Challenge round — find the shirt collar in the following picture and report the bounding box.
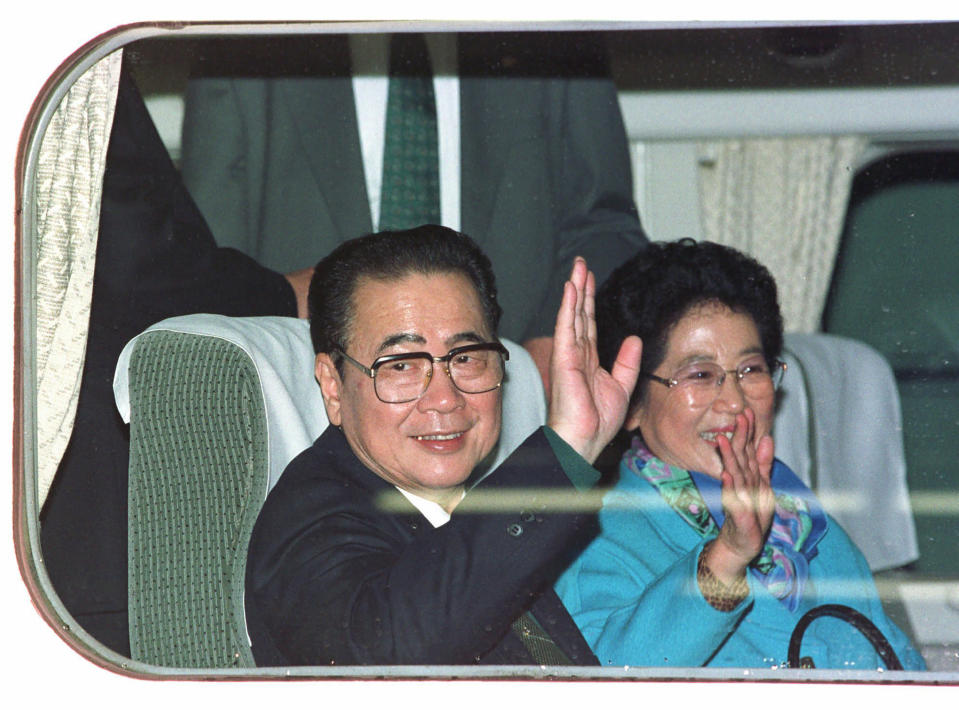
[395,486,465,528]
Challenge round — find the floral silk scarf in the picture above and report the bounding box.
[623,438,828,613]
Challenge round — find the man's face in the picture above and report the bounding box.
[316,271,502,511]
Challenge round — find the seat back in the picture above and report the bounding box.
[114,315,545,667]
[822,152,959,578]
[125,331,266,667]
[773,332,918,572]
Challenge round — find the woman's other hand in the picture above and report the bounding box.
[546,257,642,464]
[704,408,776,585]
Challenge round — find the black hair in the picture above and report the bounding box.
[308,225,502,369]
[596,238,784,402]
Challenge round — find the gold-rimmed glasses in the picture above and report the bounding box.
[642,358,786,407]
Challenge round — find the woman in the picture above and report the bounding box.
[555,239,924,670]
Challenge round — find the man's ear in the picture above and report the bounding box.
[315,353,343,426]
[624,401,644,433]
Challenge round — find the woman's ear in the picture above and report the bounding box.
[315,353,343,426]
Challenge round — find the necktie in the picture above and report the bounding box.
[379,33,441,231]
[511,611,574,665]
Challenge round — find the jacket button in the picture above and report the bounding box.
[507,523,523,537]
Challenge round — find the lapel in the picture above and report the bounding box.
[277,36,374,240]
[323,426,598,665]
[323,427,425,535]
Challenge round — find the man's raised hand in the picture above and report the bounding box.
[546,257,642,464]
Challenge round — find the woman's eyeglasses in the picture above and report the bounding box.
[642,358,786,406]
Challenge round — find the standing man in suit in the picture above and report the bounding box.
[244,225,643,665]
[180,31,648,384]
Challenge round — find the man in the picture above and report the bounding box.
[180,31,648,382]
[244,226,642,665]
[42,28,645,657]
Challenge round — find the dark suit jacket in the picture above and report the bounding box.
[245,426,600,666]
[180,32,647,342]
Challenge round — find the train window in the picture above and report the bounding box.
[14,20,959,684]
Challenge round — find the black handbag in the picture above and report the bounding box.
[788,603,904,669]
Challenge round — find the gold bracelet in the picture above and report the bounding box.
[697,542,749,612]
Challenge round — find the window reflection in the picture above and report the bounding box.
[23,22,959,677]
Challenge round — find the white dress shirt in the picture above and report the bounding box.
[395,486,460,528]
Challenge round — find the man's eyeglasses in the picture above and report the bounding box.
[335,343,510,404]
[642,358,786,407]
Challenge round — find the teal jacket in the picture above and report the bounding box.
[555,459,925,670]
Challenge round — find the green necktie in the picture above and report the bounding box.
[379,33,441,231]
[511,611,574,666]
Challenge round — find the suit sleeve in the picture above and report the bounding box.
[529,64,649,338]
[179,76,263,258]
[246,428,599,666]
[99,63,296,322]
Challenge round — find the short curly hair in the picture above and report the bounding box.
[596,239,784,403]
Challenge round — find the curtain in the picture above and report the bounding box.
[697,136,868,333]
[33,50,122,508]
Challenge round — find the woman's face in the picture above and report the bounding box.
[626,303,775,478]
